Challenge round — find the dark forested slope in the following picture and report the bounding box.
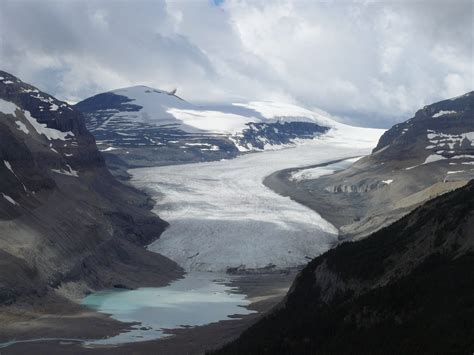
[215,180,474,355]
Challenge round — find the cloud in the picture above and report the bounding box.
[0,0,472,127]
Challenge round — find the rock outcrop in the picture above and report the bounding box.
[0,71,182,306]
[280,92,474,238]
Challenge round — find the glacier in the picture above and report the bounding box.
[130,126,383,272]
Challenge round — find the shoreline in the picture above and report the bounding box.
[2,272,295,355]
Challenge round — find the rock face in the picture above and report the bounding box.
[0,71,182,305]
[282,92,474,238]
[75,86,330,170]
[215,181,474,355]
[374,92,473,153]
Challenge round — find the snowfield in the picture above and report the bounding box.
[99,86,357,136]
[86,85,385,154]
[130,126,383,272]
[290,156,362,182]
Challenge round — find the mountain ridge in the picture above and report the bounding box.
[270,91,474,239]
[74,85,364,169]
[0,70,182,310]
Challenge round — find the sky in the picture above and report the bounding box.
[0,0,472,128]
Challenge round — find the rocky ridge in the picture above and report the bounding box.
[277,92,474,238]
[0,70,182,307]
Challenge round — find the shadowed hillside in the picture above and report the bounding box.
[214,180,474,355]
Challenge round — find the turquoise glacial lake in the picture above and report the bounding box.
[80,272,256,346]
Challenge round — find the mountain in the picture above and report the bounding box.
[214,180,474,355]
[0,71,182,307]
[276,92,474,239]
[75,86,355,169]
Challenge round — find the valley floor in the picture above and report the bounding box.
[2,130,383,354]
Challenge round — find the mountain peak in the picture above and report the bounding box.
[0,70,86,135]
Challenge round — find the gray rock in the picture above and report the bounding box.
[0,71,183,305]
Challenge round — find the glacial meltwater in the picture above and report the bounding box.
[80,272,255,346]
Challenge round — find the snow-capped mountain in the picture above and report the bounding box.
[373,91,474,164]
[0,71,101,200]
[0,71,180,305]
[280,91,474,239]
[75,86,353,166]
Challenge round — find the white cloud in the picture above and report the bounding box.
[0,0,472,128]
[443,73,472,99]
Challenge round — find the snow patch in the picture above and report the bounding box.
[290,157,361,182]
[406,152,474,171]
[382,179,394,185]
[3,161,27,191]
[23,110,74,141]
[432,110,457,118]
[51,164,79,177]
[424,154,447,164]
[2,193,19,205]
[15,121,29,134]
[100,146,119,152]
[0,98,74,140]
[290,166,337,182]
[3,161,16,178]
[0,98,18,115]
[447,171,463,174]
[21,88,39,94]
[202,145,220,151]
[167,108,252,134]
[426,131,474,151]
[406,154,447,170]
